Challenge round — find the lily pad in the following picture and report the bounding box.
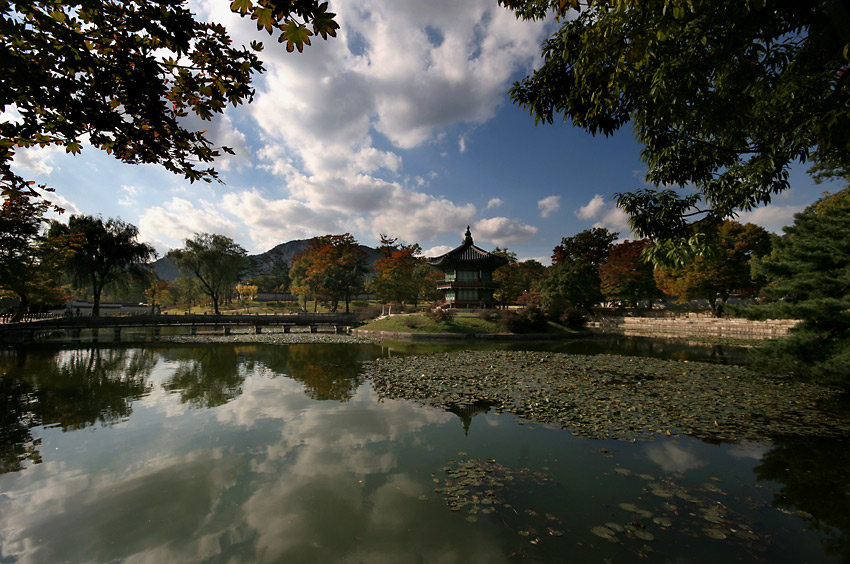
[703,528,727,540]
[619,503,640,512]
[633,530,655,541]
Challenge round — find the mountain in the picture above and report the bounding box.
[150,239,382,281]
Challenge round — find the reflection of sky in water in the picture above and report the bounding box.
[0,350,511,564]
[0,345,845,564]
[645,442,707,473]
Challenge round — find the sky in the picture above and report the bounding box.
[7,0,842,264]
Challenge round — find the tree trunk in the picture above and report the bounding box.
[9,294,29,323]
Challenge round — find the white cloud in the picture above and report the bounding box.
[137,197,243,253]
[189,0,549,248]
[11,145,61,176]
[486,197,503,209]
[575,194,631,235]
[576,194,607,220]
[473,217,538,247]
[537,195,560,218]
[737,204,804,234]
[117,185,138,207]
[422,244,453,257]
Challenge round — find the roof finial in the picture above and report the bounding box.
[464,226,473,245]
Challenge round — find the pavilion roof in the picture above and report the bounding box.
[426,227,510,269]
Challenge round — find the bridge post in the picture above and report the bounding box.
[154,327,161,339]
[71,328,81,341]
[255,325,262,334]
[113,327,121,341]
[224,326,231,336]
[191,326,197,335]
[283,325,291,333]
[309,325,318,334]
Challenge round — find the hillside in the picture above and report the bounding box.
[151,239,382,281]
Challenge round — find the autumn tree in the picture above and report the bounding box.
[290,234,368,313]
[502,0,850,259]
[2,0,339,204]
[598,239,661,309]
[368,235,433,306]
[738,189,850,385]
[167,233,247,315]
[49,215,156,316]
[0,193,79,321]
[144,280,175,314]
[540,228,617,313]
[235,282,259,309]
[654,221,772,317]
[491,248,546,309]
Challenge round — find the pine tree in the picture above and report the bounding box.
[739,189,850,385]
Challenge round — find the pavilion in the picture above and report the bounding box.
[427,227,509,308]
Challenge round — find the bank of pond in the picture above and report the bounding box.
[1,336,848,563]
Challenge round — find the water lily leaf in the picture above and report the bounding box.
[634,530,655,541]
[703,528,727,540]
[614,468,632,476]
[591,525,615,538]
[605,522,625,532]
[619,503,640,512]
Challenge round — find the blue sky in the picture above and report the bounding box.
[7,0,840,264]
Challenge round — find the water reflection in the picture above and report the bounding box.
[755,438,850,561]
[0,343,847,564]
[163,346,244,408]
[0,346,155,473]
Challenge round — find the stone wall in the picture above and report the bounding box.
[587,314,797,340]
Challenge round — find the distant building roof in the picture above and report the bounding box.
[426,227,510,269]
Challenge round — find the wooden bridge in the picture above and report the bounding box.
[0,313,361,343]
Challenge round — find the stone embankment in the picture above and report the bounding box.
[587,314,796,340]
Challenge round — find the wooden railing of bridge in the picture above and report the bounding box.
[0,313,361,343]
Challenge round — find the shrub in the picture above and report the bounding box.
[498,307,548,333]
[560,307,587,329]
[428,307,454,324]
[477,310,495,322]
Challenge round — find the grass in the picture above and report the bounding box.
[358,314,571,335]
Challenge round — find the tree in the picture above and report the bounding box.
[49,215,156,316]
[0,193,79,321]
[144,279,174,314]
[172,276,203,313]
[235,282,258,309]
[502,1,850,258]
[492,249,546,309]
[654,221,772,317]
[540,228,617,313]
[368,235,431,306]
[167,233,247,315]
[2,0,338,202]
[599,239,661,309]
[290,234,368,313]
[738,189,850,385]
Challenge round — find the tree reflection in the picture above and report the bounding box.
[276,344,366,402]
[755,437,850,560]
[163,346,244,408]
[0,347,155,473]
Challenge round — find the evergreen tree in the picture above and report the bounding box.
[739,189,850,385]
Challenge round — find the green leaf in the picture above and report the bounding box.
[229,0,252,16]
[280,20,312,53]
[251,6,275,33]
[311,2,339,40]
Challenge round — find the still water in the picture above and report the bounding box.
[0,339,847,563]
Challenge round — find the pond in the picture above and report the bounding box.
[0,338,848,563]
